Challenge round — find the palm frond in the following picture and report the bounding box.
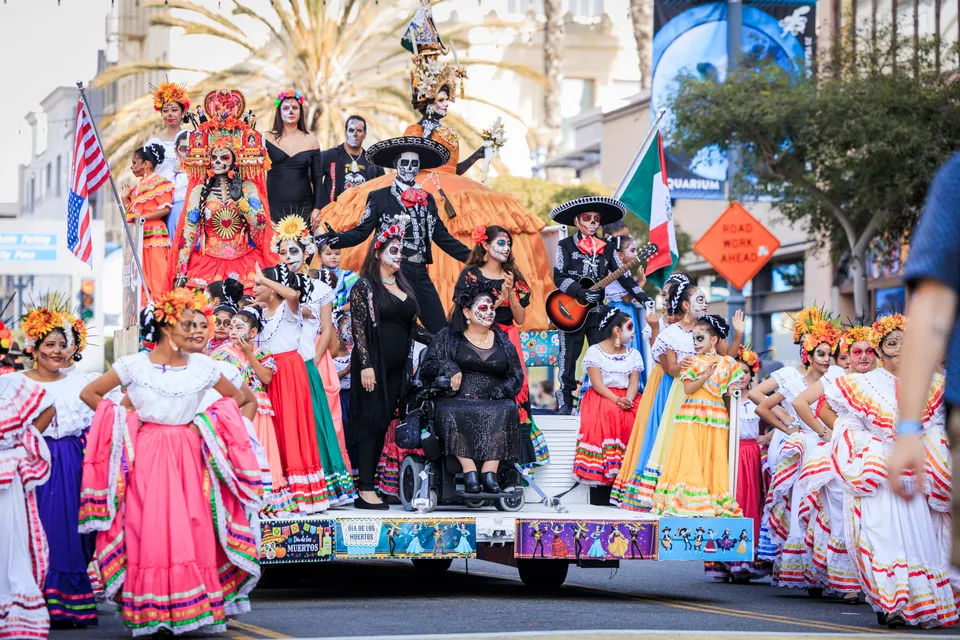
[92,62,205,89]
[149,14,257,54]
[142,0,241,33]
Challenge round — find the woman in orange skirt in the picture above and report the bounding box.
[454,224,549,470]
[127,143,173,301]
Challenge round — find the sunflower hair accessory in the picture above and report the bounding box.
[840,320,874,354]
[871,314,906,349]
[737,344,761,373]
[21,307,73,354]
[472,225,488,245]
[271,215,316,256]
[802,316,843,353]
[275,90,304,108]
[151,81,190,112]
[791,306,827,344]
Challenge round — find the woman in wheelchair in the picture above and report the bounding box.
[420,280,524,494]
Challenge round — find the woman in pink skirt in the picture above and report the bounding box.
[78,288,262,636]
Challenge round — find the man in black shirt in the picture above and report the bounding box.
[317,115,385,206]
[321,136,469,332]
[551,196,652,414]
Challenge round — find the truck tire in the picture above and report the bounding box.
[411,558,454,575]
[517,559,568,589]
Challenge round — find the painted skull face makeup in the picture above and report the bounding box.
[470,295,496,328]
[489,233,511,263]
[692,330,710,353]
[339,320,353,347]
[228,317,250,341]
[279,240,305,272]
[620,320,635,345]
[345,118,366,148]
[850,341,876,373]
[690,288,708,319]
[280,99,300,124]
[429,90,449,118]
[622,241,638,260]
[576,212,602,236]
[211,148,234,176]
[396,152,420,184]
[380,238,403,271]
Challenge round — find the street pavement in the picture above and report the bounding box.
[51,559,960,639]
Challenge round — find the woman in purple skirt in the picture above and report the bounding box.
[15,305,97,627]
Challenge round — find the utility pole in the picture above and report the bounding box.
[725,0,747,335]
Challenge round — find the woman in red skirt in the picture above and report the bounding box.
[574,306,643,485]
[454,224,549,471]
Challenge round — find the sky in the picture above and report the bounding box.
[0,0,112,204]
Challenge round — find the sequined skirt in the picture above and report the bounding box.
[437,396,521,461]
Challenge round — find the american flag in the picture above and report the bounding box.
[67,98,110,266]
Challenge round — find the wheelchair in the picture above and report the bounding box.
[396,352,527,513]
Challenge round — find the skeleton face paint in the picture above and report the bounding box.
[279,240,304,272]
[690,288,708,319]
[576,212,602,237]
[470,294,496,328]
[338,321,353,347]
[429,90,449,118]
[488,233,511,263]
[396,152,420,184]
[620,320,635,346]
[345,119,366,148]
[380,238,403,271]
[211,148,234,176]
[280,99,300,124]
[622,241,639,260]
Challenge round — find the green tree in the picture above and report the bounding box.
[665,32,960,316]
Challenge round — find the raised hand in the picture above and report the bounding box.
[732,309,746,334]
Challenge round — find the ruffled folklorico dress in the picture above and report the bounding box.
[261,303,330,513]
[78,352,263,636]
[320,122,553,330]
[19,372,98,626]
[615,322,696,511]
[210,343,297,515]
[129,171,174,301]
[763,365,845,589]
[650,353,744,517]
[455,267,549,469]
[0,374,54,640]
[822,370,957,627]
[574,344,643,485]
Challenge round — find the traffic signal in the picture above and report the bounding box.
[79,280,95,322]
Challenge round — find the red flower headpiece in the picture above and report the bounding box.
[374,215,409,251]
[151,81,190,112]
[737,344,760,373]
[472,225,488,245]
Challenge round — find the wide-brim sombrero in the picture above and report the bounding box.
[367,136,450,170]
[549,196,626,226]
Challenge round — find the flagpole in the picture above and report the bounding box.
[76,81,152,304]
[613,108,667,200]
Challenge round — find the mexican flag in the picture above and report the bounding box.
[614,131,678,289]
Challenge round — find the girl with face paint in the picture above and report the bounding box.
[333,313,354,437]
[815,315,956,628]
[648,314,745,517]
[420,281,525,495]
[574,307,644,486]
[78,289,261,635]
[16,307,98,626]
[266,90,324,225]
[458,225,547,470]
[207,275,244,353]
[129,144,175,303]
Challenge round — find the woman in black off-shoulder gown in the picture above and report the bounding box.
[265,92,323,223]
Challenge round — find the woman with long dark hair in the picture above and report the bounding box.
[348,223,431,509]
[265,90,322,224]
[455,224,548,470]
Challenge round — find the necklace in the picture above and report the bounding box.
[465,330,494,349]
[345,148,361,173]
[381,275,397,285]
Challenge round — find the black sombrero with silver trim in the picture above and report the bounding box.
[367,136,450,170]
[549,196,627,226]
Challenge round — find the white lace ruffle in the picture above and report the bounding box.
[650,323,696,361]
[114,352,221,398]
[41,375,94,439]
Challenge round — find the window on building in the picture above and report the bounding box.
[55,156,62,196]
[45,163,52,191]
[875,286,905,316]
[771,259,804,292]
[697,274,730,302]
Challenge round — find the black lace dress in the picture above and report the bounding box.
[421,326,523,461]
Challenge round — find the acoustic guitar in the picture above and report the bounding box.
[546,242,658,333]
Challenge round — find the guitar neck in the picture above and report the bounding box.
[590,257,640,291]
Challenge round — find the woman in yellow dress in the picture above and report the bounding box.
[651,314,744,517]
[316,6,552,329]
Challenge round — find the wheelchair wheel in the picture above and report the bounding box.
[463,498,486,509]
[399,456,436,512]
[495,488,525,512]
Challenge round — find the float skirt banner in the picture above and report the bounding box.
[652,0,816,200]
[260,519,335,564]
[514,519,657,561]
[656,517,755,561]
[335,518,477,559]
[520,330,560,368]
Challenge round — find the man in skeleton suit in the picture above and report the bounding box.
[317,115,385,206]
[321,136,470,332]
[550,196,653,414]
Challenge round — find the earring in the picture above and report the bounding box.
[615,337,621,348]
[171,342,180,352]
[466,318,471,325]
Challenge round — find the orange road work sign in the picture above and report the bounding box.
[693,202,781,291]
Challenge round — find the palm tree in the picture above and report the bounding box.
[541,0,565,155]
[95,0,541,167]
[630,0,652,88]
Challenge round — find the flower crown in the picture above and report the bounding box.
[374,215,410,251]
[454,279,498,309]
[791,306,826,344]
[70,314,88,356]
[275,90,304,108]
[21,307,74,354]
[153,288,199,327]
[737,344,760,373]
[0,320,12,355]
[472,225,488,245]
[271,215,316,256]
[151,81,190,112]
[841,324,874,353]
[871,314,906,349]
[802,316,843,352]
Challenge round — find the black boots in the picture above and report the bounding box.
[481,471,501,493]
[463,471,481,493]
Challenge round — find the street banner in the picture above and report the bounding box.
[652,0,817,199]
